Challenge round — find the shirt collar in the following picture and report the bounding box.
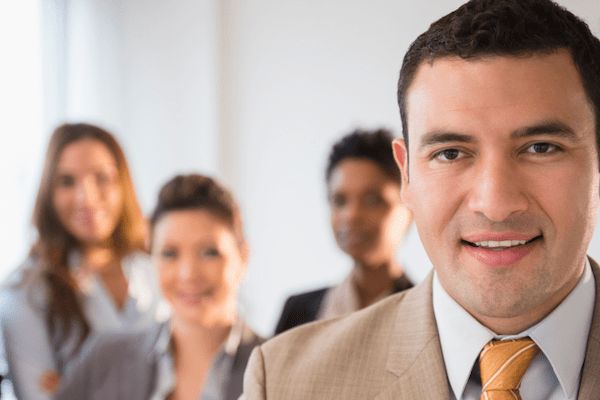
[149,319,245,399]
[433,258,595,399]
[433,272,494,399]
[152,317,246,357]
[527,258,595,398]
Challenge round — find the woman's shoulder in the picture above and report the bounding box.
[86,322,163,360]
[58,324,164,398]
[1,257,47,314]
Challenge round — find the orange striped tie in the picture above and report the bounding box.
[479,338,540,400]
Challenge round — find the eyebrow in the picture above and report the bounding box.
[419,131,475,148]
[419,120,578,149]
[510,121,577,140]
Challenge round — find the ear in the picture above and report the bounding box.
[240,242,249,265]
[237,242,250,282]
[392,139,412,211]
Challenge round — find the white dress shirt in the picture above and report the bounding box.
[0,252,165,400]
[433,258,595,400]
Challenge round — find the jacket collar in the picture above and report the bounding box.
[376,271,450,399]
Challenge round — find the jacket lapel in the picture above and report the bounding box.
[375,272,450,399]
[577,257,600,398]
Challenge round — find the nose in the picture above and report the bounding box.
[75,177,100,207]
[467,155,529,222]
[342,199,363,225]
[178,256,198,282]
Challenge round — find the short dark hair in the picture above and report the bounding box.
[397,0,600,165]
[150,174,245,247]
[325,128,400,184]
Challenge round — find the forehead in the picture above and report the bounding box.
[405,51,594,147]
[57,138,117,170]
[153,209,231,243]
[328,158,395,193]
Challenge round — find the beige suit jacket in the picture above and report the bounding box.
[242,258,600,399]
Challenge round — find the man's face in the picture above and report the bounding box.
[394,51,599,330]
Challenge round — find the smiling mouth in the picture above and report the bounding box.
[461,235,542,250]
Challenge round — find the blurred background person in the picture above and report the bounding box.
[57,173,262,400]
[0,123,162,399]
[275,128,413,334]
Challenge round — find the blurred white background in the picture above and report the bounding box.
[2,0,600,338]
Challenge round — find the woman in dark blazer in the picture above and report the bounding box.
[276,129,413,334]
[57,174,262,400]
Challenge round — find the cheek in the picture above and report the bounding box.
[107,186,124,215]
[52,189,71,217]
[222,260,244,293]
[330,209,342,231]
[157,264,176,294]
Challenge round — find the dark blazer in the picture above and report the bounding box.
[242,258,600,399]
[56,321,263,400]
[275,274,412,334]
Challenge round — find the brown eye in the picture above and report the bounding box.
[527,143,558,154]
[364,193,384,206]
[439,149,460,160]
[56,175,75,188]
[160,249,177,259]
[201,248,220,258]
[330,195,346,209]
[96,173,108,185]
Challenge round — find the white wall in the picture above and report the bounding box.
[0,0,46,283]
[227,0,600,336]
[120,0,221,211]
[3,0,600,338]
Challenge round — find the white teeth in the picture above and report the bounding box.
[473,239,528,248]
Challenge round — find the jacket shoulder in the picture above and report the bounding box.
[258,290,415,398]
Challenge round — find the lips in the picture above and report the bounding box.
[461,235,542,267]
[337,230,374,246]
[177,288,213,306]
[75,209,106,225]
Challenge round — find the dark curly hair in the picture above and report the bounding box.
[149,174,245,248]
[397,0,600,166]
[325,128,400,185]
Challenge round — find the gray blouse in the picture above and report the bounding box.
[0,253,165,400]
[56,319,263,400]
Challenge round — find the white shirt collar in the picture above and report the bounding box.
[433,258,595,400]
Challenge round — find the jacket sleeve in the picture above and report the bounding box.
[239,346,267,400]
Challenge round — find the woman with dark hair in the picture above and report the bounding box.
[0,123,163,399]
[275,128,414,334]
[56,173,262,400]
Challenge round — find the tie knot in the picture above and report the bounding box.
[479,338,540,399]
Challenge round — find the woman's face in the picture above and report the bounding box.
[52,138,124,247]
[328,158,412,266]
[152,209,247,328]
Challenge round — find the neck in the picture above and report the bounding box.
[352,258,403,308]
[80,245,119,273]
[171,317,233,359]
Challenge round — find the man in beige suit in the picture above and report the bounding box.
[241,0,600,398]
